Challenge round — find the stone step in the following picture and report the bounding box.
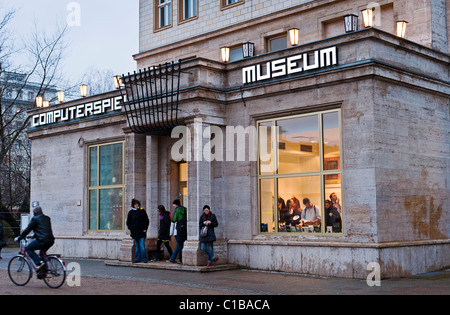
[105,260,239,273]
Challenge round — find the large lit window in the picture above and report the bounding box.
[88,142,125,231]
[155,0,172,30]
[258,110,342,234]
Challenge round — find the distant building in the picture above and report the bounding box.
[0,71,57,209]
[28,0,449,278]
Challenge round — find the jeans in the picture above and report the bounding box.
[157,239,173,257]
[169,235,185,262]
[134,237,147,262]
[201,242,215,263]
[25,240,53,266]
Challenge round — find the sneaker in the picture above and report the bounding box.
[207,262,212,267]
[166,259,176,264]
[36,262,45,272]
[213,256,218,266]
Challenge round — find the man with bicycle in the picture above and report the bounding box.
[14,207,55,271]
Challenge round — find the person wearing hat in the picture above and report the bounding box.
[126,199,150,263]
[167,199,187,264]
[14,207,55,271]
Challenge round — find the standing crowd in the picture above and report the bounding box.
[126,198,219,267]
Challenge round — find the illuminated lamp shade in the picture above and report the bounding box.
[220,47,230,63]
[288,28,299,46]
[361,8,374,28]
[344,14,358,33]
[396,21,408,38]
[57,90,65,103]
[80,84,88,97]
[114,75,122,89]
[43,100,50,108]
[35,96,43,108]
[242,42,255,58]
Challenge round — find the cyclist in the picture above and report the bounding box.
[14,207,55,271]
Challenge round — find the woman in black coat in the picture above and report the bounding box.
[199,205,219,266]
[156,205,173,257]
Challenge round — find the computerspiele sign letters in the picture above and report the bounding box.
[242,46,338,84]
[31,95,126,128]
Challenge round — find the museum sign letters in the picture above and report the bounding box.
[242,46,338,84]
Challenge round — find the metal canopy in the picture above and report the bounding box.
[119,61,182,134]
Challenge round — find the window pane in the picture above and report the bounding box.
[258,122,273,175]
[230,46,243,62]
[260,179,274,233]
[269,36,287,52]
[184,0,196,19]
[324,176,342,233]
[278,176,321,233]
[277,115,320,174]
[99,188,123,231]
[323,112,340,171]
[89,190,98,230]
[89,147,97,186]
[99,143,123,186]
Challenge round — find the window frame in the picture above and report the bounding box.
[154,0,173,32]
[220,0,244,11]
[267,34,288,53]
[257,109,343,235]
[178,0,198,24]
[88,141,125,232]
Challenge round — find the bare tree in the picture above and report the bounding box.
[81,67,116,95]
[0,7,69,235]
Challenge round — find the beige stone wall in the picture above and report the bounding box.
[137,0,449,69]
[27,26,449,276]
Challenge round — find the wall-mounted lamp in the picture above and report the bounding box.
[43,100,50,108]
[396,21,408,38]
[35,96,43,108]
[344,14,358,33]
[114,75,122,89]
[288,28,300,46]
[361,8,374,28]
[57,91,65,103]
[80,84,88,97]
[242,42,255,58]
[220,47,230,63]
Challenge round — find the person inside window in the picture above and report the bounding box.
[301,198,321,226]
[325,199,341,232]
[330,192,342,214]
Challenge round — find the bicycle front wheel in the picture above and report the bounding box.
[42,256,66,289]
[8,256,32,286]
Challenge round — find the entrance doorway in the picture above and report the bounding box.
[178,161,187,207]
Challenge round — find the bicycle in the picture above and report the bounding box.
[8,236,66,289]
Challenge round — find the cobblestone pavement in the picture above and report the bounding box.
[1,247,449,295]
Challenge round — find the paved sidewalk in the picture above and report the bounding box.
[1,247,449,295]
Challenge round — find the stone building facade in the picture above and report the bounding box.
[27,0,449,278]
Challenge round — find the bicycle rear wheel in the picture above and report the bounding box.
[8,256,32,286]
[42,256,66,289]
